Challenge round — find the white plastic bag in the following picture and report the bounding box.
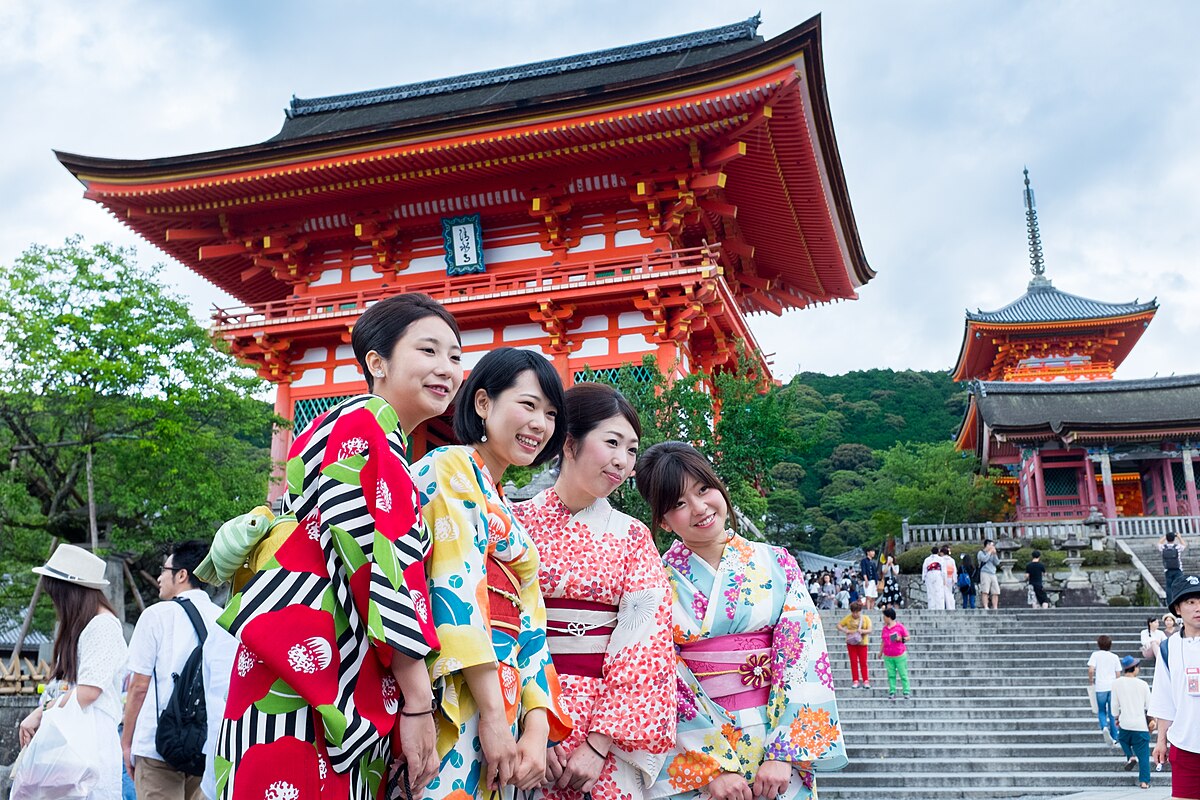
[9,694,100,800]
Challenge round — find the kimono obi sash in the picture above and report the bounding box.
[487,557,523,638]
[545,598,618,679]
[678,630,774,712]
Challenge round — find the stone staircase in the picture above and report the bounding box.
[815,606,1166,800]
[1121,536,1200,595]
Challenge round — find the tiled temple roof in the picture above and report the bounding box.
[274,16,763,141]
[965,282,1158,325]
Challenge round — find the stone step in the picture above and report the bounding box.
[842,731,1112,746]
[817,787,1111,800]
[840,716,1104,730]
[819,767,1151,787]
[844,742,1127,759]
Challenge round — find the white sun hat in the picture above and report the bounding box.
[32,544,110,590]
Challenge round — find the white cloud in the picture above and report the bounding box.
[2,0,1197,381]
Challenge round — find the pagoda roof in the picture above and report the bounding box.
[276,17,763,141]
[965,279,1158,325]
[55,14,873,313]
[955,375,1200,454]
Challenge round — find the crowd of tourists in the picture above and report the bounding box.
[10,293,847,800]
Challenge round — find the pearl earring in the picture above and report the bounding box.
[480,433,488,443]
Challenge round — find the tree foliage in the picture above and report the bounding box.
[0,239,278,620]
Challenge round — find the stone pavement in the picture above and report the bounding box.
[1061,788,1169,799]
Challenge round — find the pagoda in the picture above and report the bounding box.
[56,15,873,480]
[955,172,1200,523]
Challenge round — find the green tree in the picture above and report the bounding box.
[0,239,278,619]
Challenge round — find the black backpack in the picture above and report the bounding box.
[1163,545,1182,572]
[154,597,208,776]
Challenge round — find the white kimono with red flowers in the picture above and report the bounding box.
[514,488,676,800]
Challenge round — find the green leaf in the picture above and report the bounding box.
[331,525,368,574]
[321,454,366,486]
[374,531,403,590]
[214,756,232,797]
[254,678,308,714]
[316,705,348,746]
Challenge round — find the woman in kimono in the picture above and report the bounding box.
[512,383,676,800]
[413,347,573,800]
[214,293,463,800]
[635,442,847,800]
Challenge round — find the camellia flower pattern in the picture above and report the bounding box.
[412,447,572,799]
[513,488,677,800]
[649,534,847,800]
[215,395,436,800]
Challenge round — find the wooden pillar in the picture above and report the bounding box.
[1099,451,1118,520]
[1083,456,1099,507]
[1164,459,1180,516]
[269,381,293,501]
[1032,449,1047,510]
[1183,448,1200,517]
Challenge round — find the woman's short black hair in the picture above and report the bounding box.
[883,608,897,621]
[563,382,641,456]
[453,347,566,467]
[634,440,735,534]
[352,293,461,392]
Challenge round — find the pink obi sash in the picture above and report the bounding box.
[545,598,618,679]
[678,630,774,712]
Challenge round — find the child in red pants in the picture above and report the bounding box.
[838,600,872,688]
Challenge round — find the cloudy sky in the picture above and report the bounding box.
[2,1,1197,381]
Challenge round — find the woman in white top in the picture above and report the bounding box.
[1141,616,1167,660]
[19,545,128,800]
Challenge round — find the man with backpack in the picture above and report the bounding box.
[1151,574,1200,797]
[1159,531,1187,596]
[122,540,232,800]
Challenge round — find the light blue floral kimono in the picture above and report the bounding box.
[651,534,846,800]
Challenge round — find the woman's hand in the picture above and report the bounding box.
[17,706,42,748]
[389,655,439,791]
[555,734,609,794]
[752,760,791,800]
[396,711,439,792]
[513,709,549,791]
[545,744,568,786]
[478,711,519,790]
[707,771,753,800]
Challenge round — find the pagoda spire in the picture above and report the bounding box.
[1023,167,1051,289]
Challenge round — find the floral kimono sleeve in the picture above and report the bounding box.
[762,548,847,771]
[592,520,676,755]
[414,448,497,722]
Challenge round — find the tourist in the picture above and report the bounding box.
[834,582,851,610]
[122,540,230,800]
[819,573,837,610]
[635,441,847,800]
[1163,613,1179,638]
[414,347,572,798]
[1088,635,1123,744]
[1151,574,1200,794]
[878,607,911,701]
[860,547,880,610]
[879,555,905,609]
[1141,617,1166,661]
[1025,550,1051,608]
[1111,655,1152,789]
[1158,532,1187,595]
[921,547,948,610]
[214,294,462,799]
[939,546,958,609]
[512,383,675,800]
[976,539,1001,610]
[957,552,978,610]
[837,601,872,690]
[17,545,128,800]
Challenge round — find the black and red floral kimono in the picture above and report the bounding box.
[214,395,437,800]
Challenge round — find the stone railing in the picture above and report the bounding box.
[901,515,1200,551]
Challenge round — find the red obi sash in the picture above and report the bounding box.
[487,558,522,638]
[545,598,618,679]
[678,630,774,712]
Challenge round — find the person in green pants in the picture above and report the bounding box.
[879,607,911,700]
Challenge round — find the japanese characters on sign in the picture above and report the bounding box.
[441,214,485,276]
